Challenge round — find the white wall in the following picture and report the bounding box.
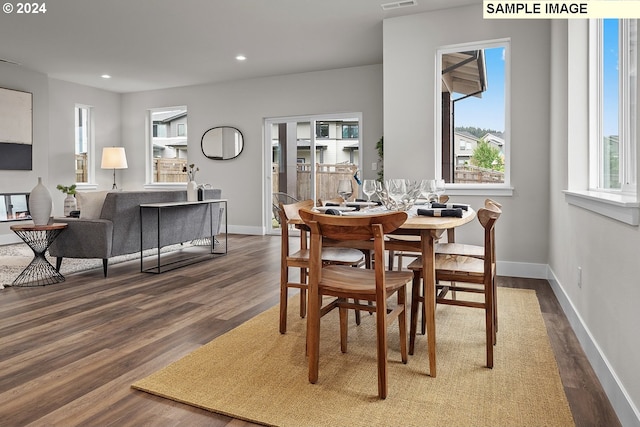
[120,65,383,234]
[48,79,121,205]
[549,20,640,427]
[383,4,551,268]
[0,63,49,244]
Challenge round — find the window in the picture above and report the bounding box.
[316,123,329,138]
[342,123,359,139]
[590,19,637,193]
[74,105,93,184]
[148,106,188,183]
[565,19,639,225]
[437,40,510,191]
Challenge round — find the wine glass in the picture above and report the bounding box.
[362,179,376,203]
[420,179,437,204]
[386,179,407,209]
[434,179,446,202]
[337,179,353,204]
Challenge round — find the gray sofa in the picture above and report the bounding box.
[49,189,222,276]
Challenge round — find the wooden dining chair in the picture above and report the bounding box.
[279,199,364,334]
[431,199,502,335]
[299,208,413,399]
[407,205,501,368]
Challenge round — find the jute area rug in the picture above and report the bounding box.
[132,288,574,427]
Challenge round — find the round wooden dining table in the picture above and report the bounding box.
[290,205,476,377]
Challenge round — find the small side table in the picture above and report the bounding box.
[10,223,68,287]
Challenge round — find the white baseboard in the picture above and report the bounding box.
[0,233,22,246]
[547,266,640,427]
[497,261,548,279]
[227,225,264,235]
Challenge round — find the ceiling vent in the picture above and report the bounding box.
[381,0,417,10]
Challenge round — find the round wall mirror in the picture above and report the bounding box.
[201,126,244,160]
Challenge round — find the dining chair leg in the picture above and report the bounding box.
[300,267,307,317]
[307,292,321,384]
[279,265,289,334]
[485,277,494,368]
[375,296,389,399]
[340,303,349,353]
[409,272,421,355]
[398,286,408,364]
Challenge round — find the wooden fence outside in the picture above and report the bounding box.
[75,155,189,183]
[75,154,87,183]
[454,164,504,183]
[272,163,358,202]
[154,158,188,182]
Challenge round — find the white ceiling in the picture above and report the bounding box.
[0,0,480,93]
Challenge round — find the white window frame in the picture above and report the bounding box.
[145,106,188,188]
[435,38,513,197]
[74,104,96,189]
[565,19,639,225]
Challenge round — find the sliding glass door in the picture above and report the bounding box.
[264,113,362,234]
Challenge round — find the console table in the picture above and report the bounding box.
[139,199,227,273]
[10,223,68,286]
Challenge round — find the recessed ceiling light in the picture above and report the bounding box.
[101,74,111,79]
[236,55,246,61]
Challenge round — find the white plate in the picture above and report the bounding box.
[344,201,378,207]
[315,206,356,212]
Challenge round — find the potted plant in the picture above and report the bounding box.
[56,184,77,217]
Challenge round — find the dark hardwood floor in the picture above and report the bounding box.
[0,234,620,426]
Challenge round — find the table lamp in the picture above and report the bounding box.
[101,147,128,189]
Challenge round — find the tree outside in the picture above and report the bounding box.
[471,138,504,171]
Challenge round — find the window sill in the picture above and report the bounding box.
[564,190,640,225]
[445,184,514,197]
[74,184,98,191]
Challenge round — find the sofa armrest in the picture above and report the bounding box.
[49,218,114,259]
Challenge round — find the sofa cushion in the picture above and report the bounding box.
[77,191,110,219]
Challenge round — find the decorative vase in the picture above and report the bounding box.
[187,180,197,202]
[29,177,53,225]
[63,195,77,216]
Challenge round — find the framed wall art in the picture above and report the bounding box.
[0,87,33,170]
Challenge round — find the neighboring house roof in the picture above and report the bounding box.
[455,130,479,140]
[482,132,505,147]
[153,110,187,123]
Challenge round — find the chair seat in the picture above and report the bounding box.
[435,242,484,258]
[288,247,364,265]
[320,265,413,298]
[435,253,485,276]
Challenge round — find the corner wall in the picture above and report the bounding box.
[549,20,640,426]
[383,4,551,267]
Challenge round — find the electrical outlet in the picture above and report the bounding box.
[577,266,582,288]
[372,162,377,171]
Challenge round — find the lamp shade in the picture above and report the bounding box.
[101,147,128,169]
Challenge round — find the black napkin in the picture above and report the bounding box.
[430,202,468,211]
[326,202,360,211]
[324,208,342,216]
[417,208,463,218]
